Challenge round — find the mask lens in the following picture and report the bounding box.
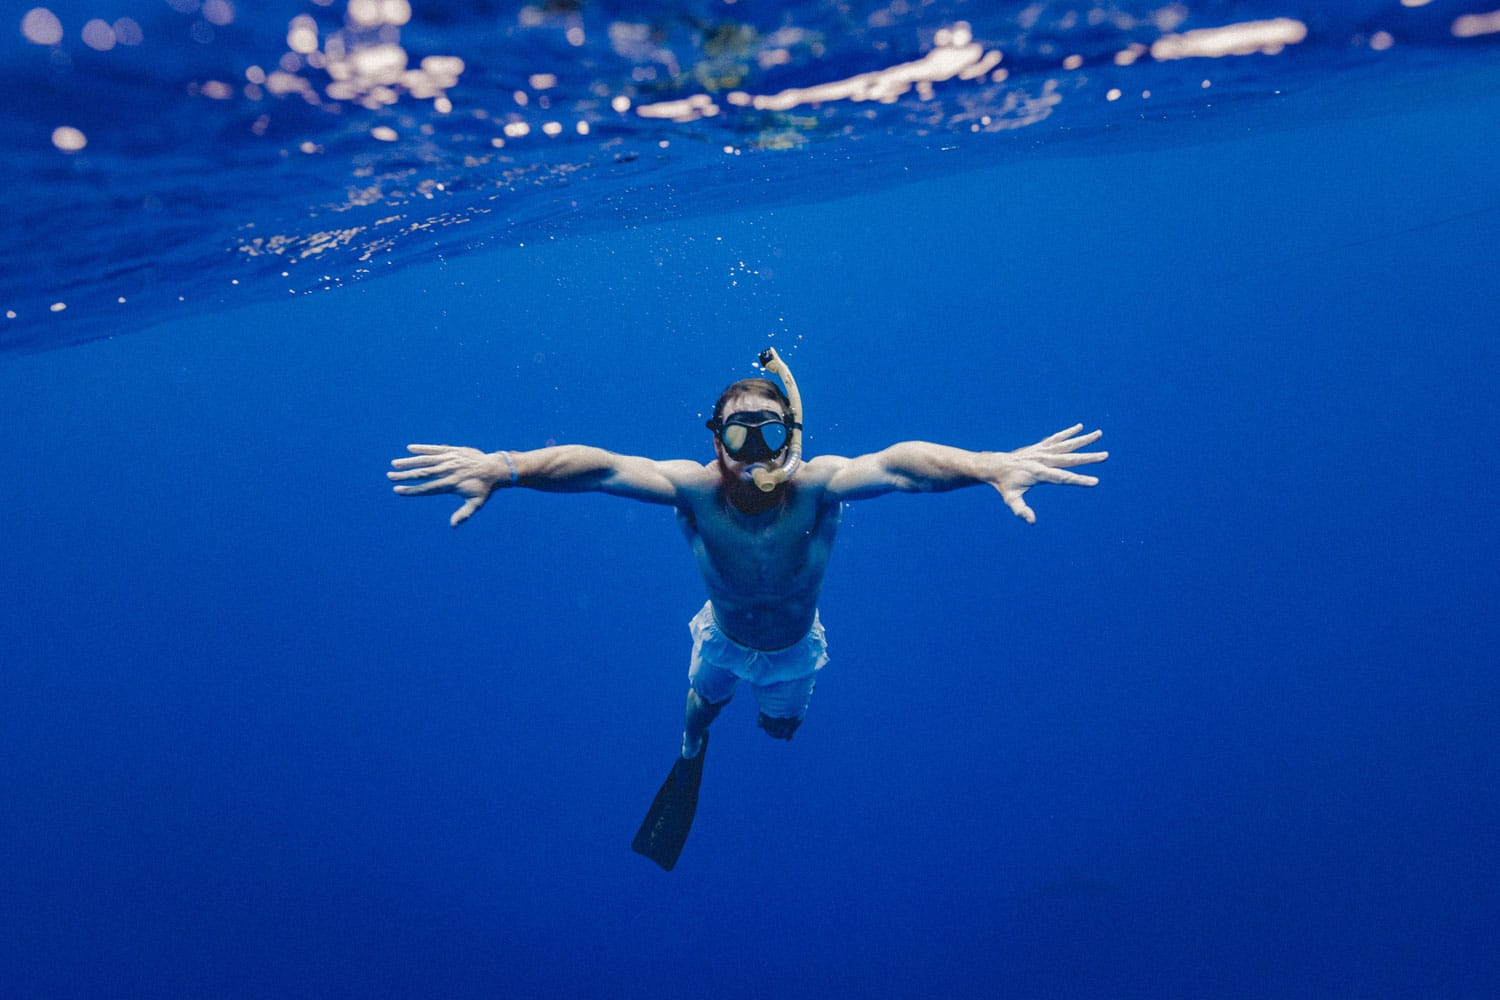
[759,421,788,453]
[721,423,749,453]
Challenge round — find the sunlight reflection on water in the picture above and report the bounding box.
[6,1,1500,350]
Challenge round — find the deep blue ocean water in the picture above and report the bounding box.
[5,2,1500,997]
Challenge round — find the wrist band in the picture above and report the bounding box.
[499,450,519,486]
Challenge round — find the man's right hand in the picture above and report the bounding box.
[388,444,507,527]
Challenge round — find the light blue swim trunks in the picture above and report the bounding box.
[687,601,829,721]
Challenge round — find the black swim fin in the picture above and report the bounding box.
[632,733,708,871]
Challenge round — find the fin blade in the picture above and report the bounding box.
[631,735,708,871]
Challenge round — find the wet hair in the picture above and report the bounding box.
[710,378,790,424]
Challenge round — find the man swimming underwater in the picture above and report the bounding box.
[388,349,1106,870]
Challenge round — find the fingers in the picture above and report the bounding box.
[1040,467,1099,487]
[1041,423,1085,445]
[450,496,484,527]
[1000,488,1037,525]
[1048,449,1109,468]
[1057,428,1102,451]
[392,479,454,496]
[390,444,467,471]
[388,465,450,481]
[391,453,456,472]
[389,455,464,481]
[1041,427,1102,453]
[390,445,465,485]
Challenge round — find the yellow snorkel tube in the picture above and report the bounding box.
[752,347,803,493]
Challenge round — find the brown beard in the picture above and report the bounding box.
[717,454,787,515]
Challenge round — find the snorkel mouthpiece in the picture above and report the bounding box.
[752,347,803,493]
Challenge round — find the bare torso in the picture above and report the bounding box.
[673,461,842,650]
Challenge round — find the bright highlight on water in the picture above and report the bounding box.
[4,0,1498,352]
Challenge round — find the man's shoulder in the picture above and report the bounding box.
[801,455,849,473]
[790,456,850,508]
[798,455,851,487]
[662,459,720,495]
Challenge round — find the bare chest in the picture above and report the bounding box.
[688,491,829,593]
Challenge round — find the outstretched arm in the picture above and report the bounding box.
[821,424,1107,523]
[388,444,700,527]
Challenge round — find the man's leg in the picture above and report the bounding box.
[756,711,803,741]
[635,690,721,871]
[683,602,737,760]
[682,688,728,759]
[751,675,816,742]
[748,611,826,743]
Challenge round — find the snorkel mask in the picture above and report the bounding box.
[712,410,790,464]
[705,348,804,493]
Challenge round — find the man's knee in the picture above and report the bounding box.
[688,688,731,725]
[757,711,803,741]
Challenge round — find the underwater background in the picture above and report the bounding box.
[4,2,1500,997]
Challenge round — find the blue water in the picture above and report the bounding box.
[5,2,1500,997]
